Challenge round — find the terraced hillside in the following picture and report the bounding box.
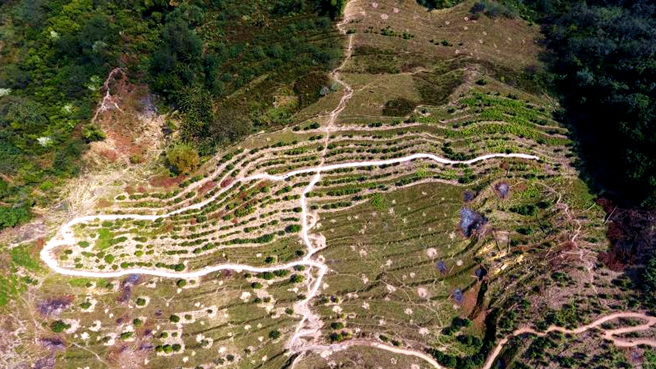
[2,1,655,369]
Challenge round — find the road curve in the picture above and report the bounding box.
[40,152,539,279]
[482,312,656,369]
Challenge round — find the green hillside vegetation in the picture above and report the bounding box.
[0,0,343,230]
[471,0,656,312]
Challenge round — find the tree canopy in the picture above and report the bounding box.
[538,0,656,208]
[166,143,200,175]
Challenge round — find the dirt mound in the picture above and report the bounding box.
[39,337,65,351]
[463,190,476,202]
[459,207,487,237]
[453,289,463,304]
[494,182,510,199]
[436,260,447,274]
[32,355,55,369]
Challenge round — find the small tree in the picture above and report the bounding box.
[330,322,344,330]
[83,125,106,142]
[285,224,301,233]
[51,320,71,333]
[0,205,32,230]
[166,143,199,175]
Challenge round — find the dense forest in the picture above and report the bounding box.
[533,0,656,210]
[0,0,344,230]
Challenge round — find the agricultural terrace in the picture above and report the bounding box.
[39,78,570,369]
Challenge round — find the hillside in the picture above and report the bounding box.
[0,0,655,369]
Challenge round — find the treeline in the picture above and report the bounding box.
[534,0,656,209]
[0,0,344,230]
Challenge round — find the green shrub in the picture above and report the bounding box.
[166,144,199,175]
[51,320,71,333]
[83,125,106,142]
[285,224,301,233]
[120,331,134,339]
[0,206,31,230]
[79,301,92,309]
[330,322,344,330]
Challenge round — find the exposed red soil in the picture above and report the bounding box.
[461,282,480,316]
[199,181,217,195]
[86,69,162,168]
[96,199,112,209]
[100,149,119,163]
[149,174,184,189]
[596,197,656,271]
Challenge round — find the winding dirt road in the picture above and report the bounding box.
[482,312,656,369]
[296,340,445,368]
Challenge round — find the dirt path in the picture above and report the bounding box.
[291,2,356,350]
[482,312,656,369]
